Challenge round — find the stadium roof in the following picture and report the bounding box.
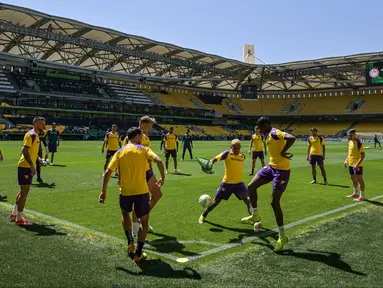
[0,3,383,92]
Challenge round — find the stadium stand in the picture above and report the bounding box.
[155,92,197,109]
[359,95,383,114]
[105,83,153,105]
[292,122,353,136]
[354,121,383,133]
[0,70,17,93]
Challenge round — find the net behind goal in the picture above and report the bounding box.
[357,132,383,142]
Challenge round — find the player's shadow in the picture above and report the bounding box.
[52,164,66,167]
[31,182,56,189]
[280,249,367,276]
[365,199,383,207]
[19,223,67,237]
[320,183,350,189]
[0,195,8,202]
[147,232,199,257]
[170,172,192,176]
[116,259,201,280]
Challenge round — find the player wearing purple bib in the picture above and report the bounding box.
[242,117,295,252]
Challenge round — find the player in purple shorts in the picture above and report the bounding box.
[242,117,295,252]
[306,127,328,185]
[198,139,252,224]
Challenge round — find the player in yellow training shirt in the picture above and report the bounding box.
[102,124,121,174]
[248,126,267,175]
[164,126,179,174]
[198,139,252,224]
[344,129,365,201]
[130,116,162,236]
[306,127,328,185]
[242,117,295,252]
[99,127,165,263]
[11,117,46,225]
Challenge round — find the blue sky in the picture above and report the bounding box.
[3,0,378,64]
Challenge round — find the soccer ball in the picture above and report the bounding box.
[199,194,212,208]
[45,159,51,164]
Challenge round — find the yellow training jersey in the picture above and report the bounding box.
[252,134,263,152]
[308,136,325,155]
[141,133,150,148]
[215,150,245,184]
[348,139,365,167]
[108,144,158,196]
[164,133,178,150]
[105,132,120,151]
[18,129,40,168]
[123,136,128,146]
[266,128,290,170]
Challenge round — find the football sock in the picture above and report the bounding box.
[202,211,208,218]
[313,176,317,181]
[324,177,327,182]
[278,226,285,238]
[252,208,258,216]
[16,212,23,221]
[125,230,134,244]
[251,169,254,174]
[360,191,365,198]
[136,241,145,257]
[12,204,18,215]
[353,187,358,195]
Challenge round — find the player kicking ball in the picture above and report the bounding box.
[99,127,165,263]
[307,127,328,185]
[242,117,295,252]
[198,139,252,224]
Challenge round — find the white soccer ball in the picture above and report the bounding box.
[45,159,51,164]
[199,194,212,208]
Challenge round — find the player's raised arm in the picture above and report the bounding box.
[281,132,296,159]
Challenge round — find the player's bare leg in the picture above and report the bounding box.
[241,175,268,227]
[148,175,162,209]
[134,213,149,262]
[132,210,140,237]
[199,197,222,224]
[250,159,256,175]
[121,209,135,253]
[242,196,253,215]
[260,158,266,168]
[310,164,317,184]
[319,164,328,184]
[271,189,288,251]
[51,152,55,164]
[348,175,359,198]
[173,156,178,173]
[10,192,21,220]
[165,156,169,173]
[15,185,32,225]
[356,175,365,201]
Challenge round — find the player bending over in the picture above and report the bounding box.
[99,127,165,263]
[45,122,60,165]
[198,139,252,224]
[242,117,295,252]
[307,127,328,185]
[344,129,365,201]
[164,126,179,174]
[248,126,267,175]
[102,124,121,176]
[10,117,46,225]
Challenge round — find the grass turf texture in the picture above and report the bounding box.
[0,140,383,259]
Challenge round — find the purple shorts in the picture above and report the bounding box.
[146,169,154,182]
[106,150,117,160]
[309,154,324,165]
[48,143,57,153]
[215,182,248,200]
[256,165,290,192]
[18,167,33,185]
[119,193,150,218]
[349,166,363,176]
[252,151,264,160]
[165,149,177,158]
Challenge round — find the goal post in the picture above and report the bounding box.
[357,132,383,142]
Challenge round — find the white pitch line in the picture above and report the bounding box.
[188,194,383,261]
[0,202,220,261]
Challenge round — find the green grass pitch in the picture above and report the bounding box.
[0,140,383,287]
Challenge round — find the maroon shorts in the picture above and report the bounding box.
[165,149,177,158]
[119,193,150,218]
[256,165,290,192]
[252,151,264,160]
[106,150,117,160]
[18,167,33,185]
[309,154,324,165]
[215,182,248,200]
[349,166,363,176]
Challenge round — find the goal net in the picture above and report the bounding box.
[357,132,383,142]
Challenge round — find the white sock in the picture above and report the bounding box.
[353,187,358,195]
[278,226,285,238]
[360,191,365,198]
[252,207,258,216]
[12,204,18,215]
[16,212,23,221]
[133,222,139,235]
